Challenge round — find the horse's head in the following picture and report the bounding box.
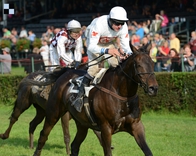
[122,44,158,96]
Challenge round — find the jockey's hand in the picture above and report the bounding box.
[74,61,81,69]
[108,48,120,57]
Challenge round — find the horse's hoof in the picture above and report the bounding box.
[0,134,8,139]
[111,146,114,150]
[33,149,41,156]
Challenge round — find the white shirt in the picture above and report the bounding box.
[85,15,132,54]
[51,29,82,63]
[40,45,49,60]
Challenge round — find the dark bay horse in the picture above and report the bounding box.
[0,66,104,155]
[0,69,72,154]
[32,44,158,156]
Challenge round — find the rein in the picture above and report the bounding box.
[80,54,113,68]
[117,55,155,92]
[92,84,138,102]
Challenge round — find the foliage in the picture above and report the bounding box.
[138,72,196,115]
[0,75,23,104]
[32,38,42,48]
[1,70,196,115]
[16,38,30,52]
[0,39,11,49]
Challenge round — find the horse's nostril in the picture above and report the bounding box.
[148,86,158,93]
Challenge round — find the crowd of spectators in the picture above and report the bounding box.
[1,0,196,74]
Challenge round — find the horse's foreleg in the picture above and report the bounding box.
[131,120,153,156]
[29,107,45,149]
[71,122,88,156]
[100,124,112,156]
[61,112,71,155]
[0,99,31,140]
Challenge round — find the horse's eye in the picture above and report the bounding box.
[137,64,141,68]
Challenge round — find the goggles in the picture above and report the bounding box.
[110,19,125,26]
[69,28,81,33]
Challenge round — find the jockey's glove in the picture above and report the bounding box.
[72,61,81,69]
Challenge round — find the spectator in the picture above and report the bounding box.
[180,44,195,72]
[131,33,140,49]
[189,31,196,55]
[19,26,28,38]
[133,21,144,40]
[149,14,162,35]
[2,27,11,39]
[10,27,19,51]
[142,20,150,35]
[42,26,54,42]
[158,10,169,35]
[28,30,36,51]
[154,33,163,47]
[28,30,36,43]
[157,40,170,71]
[169,48,181,72]
[169,17,177,34]
[139,36,151,54]
[0,47,12,74]
[128,23,136,40]
[169,33,180,53]
[39,39,50,71]
[149,41,158,71]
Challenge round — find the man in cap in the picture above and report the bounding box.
[0,47,12,74]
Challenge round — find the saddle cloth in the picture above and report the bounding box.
[31,74,53,100]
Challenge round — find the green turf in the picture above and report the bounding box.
[0,105,195,156]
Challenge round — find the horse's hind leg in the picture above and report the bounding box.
[61,112,71,155]
[129,118,153,156]
[71,122,88,156]
[0,98,31,140]
[33,103,63,156]
[29,106,45,149]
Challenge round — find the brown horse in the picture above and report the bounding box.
[31,44,158,156]
[0,66,105,155]
[0,69,72,154]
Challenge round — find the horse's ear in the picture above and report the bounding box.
[130,42,139,54]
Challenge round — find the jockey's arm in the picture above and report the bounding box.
[57,36,74,64]
[74,37,82,62]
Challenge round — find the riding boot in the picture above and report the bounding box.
[73,75,92,112]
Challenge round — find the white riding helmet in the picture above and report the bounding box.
[67,20,81,32]
[109,6,128,22]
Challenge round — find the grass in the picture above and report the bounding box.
[0,105,196,156]
[10,66,27,76]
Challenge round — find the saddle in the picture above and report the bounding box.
[69,68,108,126]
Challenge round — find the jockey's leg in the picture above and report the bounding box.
[73,74,92,112]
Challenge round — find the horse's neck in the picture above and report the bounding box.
[104,69,138,97]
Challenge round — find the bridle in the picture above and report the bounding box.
[118,54,155,93]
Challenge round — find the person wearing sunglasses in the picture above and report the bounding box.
[73,6,133,112]
[49,20,83,71]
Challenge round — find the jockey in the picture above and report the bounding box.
[49,20,83,71]
[73,6,133,112]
